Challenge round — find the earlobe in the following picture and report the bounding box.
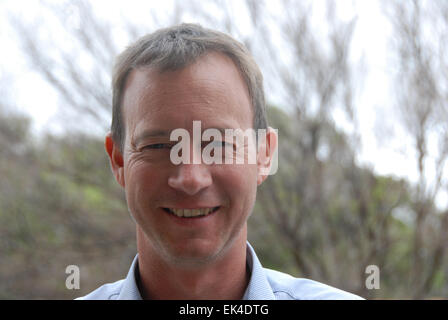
[256,127,278,186]
[105,132,125,188]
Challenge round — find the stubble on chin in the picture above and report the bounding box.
[136,221,248,270]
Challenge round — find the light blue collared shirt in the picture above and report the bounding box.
[77,242,363,300]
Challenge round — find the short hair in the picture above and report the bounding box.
[111,23,267,152]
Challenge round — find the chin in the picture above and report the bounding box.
[163,240,224,267]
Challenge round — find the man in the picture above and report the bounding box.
[78,23,362,300]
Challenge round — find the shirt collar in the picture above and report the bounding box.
[242,242,275,300]
[117,254,143,300]
[118,241,275,300]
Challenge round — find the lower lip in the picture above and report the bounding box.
[162,207,220,225]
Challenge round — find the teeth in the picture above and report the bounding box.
[167,207,217,218]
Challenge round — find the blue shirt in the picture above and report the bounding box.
[77,242,363,300]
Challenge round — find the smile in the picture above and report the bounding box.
[163,206,220,218]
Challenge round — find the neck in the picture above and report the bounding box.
[136,227,249,300]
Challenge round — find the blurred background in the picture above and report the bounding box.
[0,0,447,299]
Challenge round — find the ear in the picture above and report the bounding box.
[105,132,125,188]
[256,127,278,185]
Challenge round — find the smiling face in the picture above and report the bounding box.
[107,52,268,267]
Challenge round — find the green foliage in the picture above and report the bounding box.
[0,109,134,299]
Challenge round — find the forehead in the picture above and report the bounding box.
[121,52,253,133]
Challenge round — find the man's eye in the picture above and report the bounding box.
[207,141,233,148]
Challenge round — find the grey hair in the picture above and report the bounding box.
[111,23,267,151]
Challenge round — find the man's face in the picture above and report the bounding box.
[109,52,268,266]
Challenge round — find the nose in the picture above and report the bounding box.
[168,163,213,195]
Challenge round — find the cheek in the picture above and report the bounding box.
[232,163,258,184]
[218,164,258,204]
[124,162,163,208]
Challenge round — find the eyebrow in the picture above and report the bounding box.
[204,128,228,135]
[133,129,171,146]
[133,127,238,145]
